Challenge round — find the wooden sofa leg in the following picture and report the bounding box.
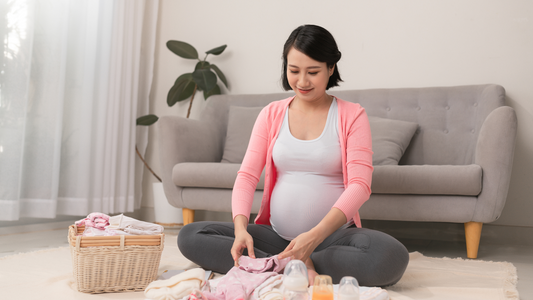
[182,208,195,225]
[464,222,483,259]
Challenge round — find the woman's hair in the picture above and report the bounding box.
[281,24,343,91]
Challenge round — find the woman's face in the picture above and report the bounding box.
[286,47,333,103]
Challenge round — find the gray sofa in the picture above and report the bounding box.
[158,84,517,258]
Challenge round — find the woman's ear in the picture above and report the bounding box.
[329,64,335,76]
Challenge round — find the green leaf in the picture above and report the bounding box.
[166,40,198,59]
[192,69,217,92]
[205,44,227,55]
[210,64,228,88]
[195,61,210,70]
[167,73,196,106]
[136,114,159,126]
[203,84,221,100]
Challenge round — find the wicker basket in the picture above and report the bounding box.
[68,224,164,293]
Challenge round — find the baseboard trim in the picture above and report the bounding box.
[0,210,147,236]
[0,220,77,236]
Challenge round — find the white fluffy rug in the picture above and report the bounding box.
[387,252,518,300]
[0,235,518,300]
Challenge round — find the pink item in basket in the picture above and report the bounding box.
[75,212,110,229]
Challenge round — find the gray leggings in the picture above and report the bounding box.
[178,221,409,287]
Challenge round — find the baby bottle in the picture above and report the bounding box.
[311,275,334,300]
[338,276,360,300]
[282,260,309,300]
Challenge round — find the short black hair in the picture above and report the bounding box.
[281,24,343,91]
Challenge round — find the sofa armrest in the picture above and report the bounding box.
[157,116,223,208]
[473,106,517,222]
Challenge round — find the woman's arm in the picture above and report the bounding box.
[231,214,255,266]
[231,106,271,263]
[333,107,373,224]
[232,107,271,221]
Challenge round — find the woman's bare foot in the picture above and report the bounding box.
[307,268,319,287]
[304,257,319,286]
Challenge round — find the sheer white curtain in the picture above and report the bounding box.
[0,0,159,220]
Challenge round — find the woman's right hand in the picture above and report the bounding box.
[231,215,255,266]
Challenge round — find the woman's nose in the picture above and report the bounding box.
[298,73,309,87]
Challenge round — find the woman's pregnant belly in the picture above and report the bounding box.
[270,172,344,240]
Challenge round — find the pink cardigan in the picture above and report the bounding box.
[232,96,373,228]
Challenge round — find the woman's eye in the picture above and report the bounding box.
[289,70,298,74]
[308,72,318,75]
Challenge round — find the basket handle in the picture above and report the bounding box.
[159,234,164,250]
[120,235,125,250]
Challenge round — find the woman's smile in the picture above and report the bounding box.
[298,88,313,94]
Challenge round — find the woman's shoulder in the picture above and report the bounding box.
[265,96,294,109]
[334,97,370,137]
[334,96,366,119]
[260,96,294,115]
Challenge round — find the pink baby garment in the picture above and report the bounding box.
[75,212,110,229]
[201,255,290,300]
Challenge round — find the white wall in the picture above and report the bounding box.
[143,0,533,227]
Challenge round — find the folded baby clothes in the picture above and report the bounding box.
[201,255,290,300]
[75,212,110,229]
[145,268,206,300]
[250,274,284,300]
[107,214,164,235]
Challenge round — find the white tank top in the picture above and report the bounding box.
[270,98,348,240]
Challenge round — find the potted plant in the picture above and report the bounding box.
[136,41,229,225]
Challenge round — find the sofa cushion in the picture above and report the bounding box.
[368,116,418,165]
[173,163,482,196]
[221,106,263,163]
[371,164,482,195]
[173,162,265,190]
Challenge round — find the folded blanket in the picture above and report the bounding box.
[107,214,164,235]
[251,274,284,300]
[145,268,205,300]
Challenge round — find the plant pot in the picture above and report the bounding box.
[152,182,183,227]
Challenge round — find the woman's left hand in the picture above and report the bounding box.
[278,230,323,262]
[278,208,348,261]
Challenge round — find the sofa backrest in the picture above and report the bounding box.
[200,84,505,166]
